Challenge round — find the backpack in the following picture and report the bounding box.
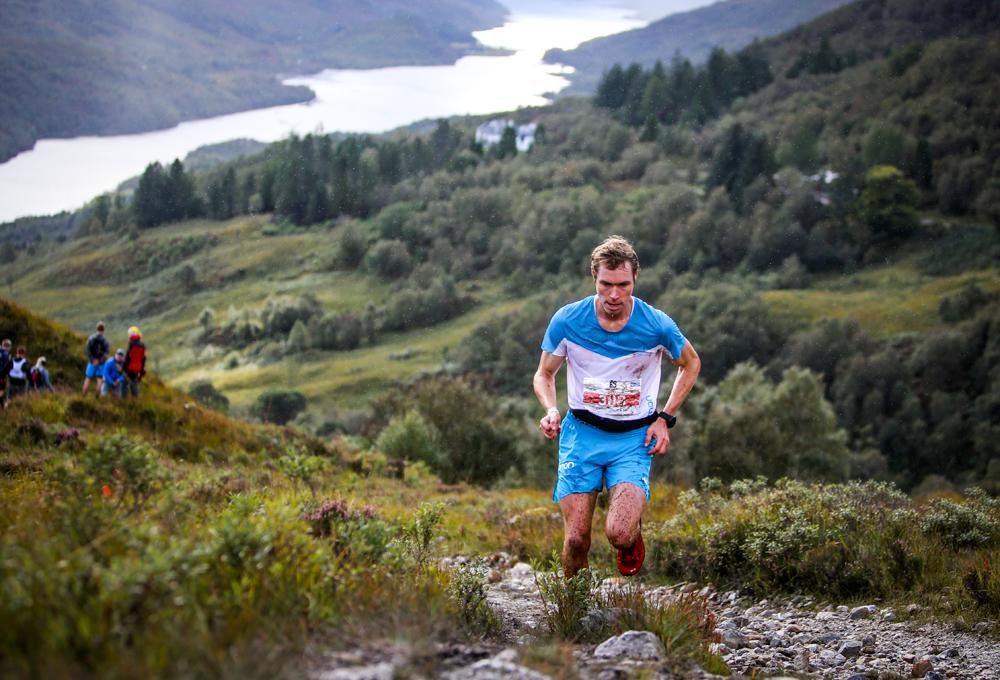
[86,333,108,360]
[125,342,146,375]
[9,357,27,380]
[29,367,43,389]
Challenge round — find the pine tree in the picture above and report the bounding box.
[497,126,518,159]
[595,64,627,110]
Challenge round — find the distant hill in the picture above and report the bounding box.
[545,0,855,94]
[0,0,506,163]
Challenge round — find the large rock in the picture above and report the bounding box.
[443,658,552,680]
[850,605,877,620]
[838,640,863,658]
[593,631,666,661]
[316,662,395,680]
[721,629,748,649]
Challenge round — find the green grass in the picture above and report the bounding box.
[763,263,1000,336]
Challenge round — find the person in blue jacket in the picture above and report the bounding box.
[100,349,127,398]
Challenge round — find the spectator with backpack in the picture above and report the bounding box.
[30,357,54,393]
[123,326,146,398]
[101,349,127,398]
[0,339,11,409]
[6,346,30,401]
[83,322,110,396]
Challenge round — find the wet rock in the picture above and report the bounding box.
[593,631,665,661]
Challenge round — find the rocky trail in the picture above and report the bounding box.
[312,557,1000,680]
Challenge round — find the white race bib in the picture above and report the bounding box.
[581,378,641,416]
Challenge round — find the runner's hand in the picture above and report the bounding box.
[539,408,561,439]
[645,418,670,455]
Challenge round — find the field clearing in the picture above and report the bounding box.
[763,264,1000,336]
[171,298,525,410]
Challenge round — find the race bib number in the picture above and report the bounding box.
[582,378,641,416]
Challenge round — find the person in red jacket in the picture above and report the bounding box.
[123,326,147,398]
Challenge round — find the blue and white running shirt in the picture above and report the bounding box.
[541,296,687,421]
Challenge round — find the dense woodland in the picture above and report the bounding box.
[3,0,999,498]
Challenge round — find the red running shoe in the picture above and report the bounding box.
[616,524,645,576]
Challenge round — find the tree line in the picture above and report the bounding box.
[594,45,772,130]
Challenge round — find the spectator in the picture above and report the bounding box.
[123,326,147,398]
[30,357,54,393]
[101,349,126,398]
[83,322,110,395]
[6,346,30,401]
[0,339,11,409]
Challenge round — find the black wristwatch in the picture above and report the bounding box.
[657,411,677,428]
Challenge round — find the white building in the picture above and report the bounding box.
[475,119,537,152]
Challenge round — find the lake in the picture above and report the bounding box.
[0,3,653,223]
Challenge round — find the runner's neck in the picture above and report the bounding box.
[594,296,633,332]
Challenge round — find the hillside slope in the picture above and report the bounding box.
[544,0,854,94]
[0,0,506,163]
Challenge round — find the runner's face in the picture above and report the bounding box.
[594,264,635,319]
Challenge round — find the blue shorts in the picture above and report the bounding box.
[553,411,654,503]
[85,361,103,378]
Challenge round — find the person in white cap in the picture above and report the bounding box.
[30,357,54,392]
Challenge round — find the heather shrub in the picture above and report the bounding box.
[649,479,936,597]
[447,560,503,638]
[920,489,1000,549]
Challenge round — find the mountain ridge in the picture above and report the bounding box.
[545,0,855,94]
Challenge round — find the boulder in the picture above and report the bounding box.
[593,631,666,661]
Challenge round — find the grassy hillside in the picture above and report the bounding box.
[0,0,506,163]
[4,296,1000,678]
[544,0,854,94]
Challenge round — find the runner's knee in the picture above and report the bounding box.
[563,531,590,555]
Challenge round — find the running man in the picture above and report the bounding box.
[533,235,701,577]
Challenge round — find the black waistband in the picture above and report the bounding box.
[570,409,658,433]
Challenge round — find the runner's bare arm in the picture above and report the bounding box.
[663,340,700,415]
[645,341,701,455]
[534,351,565,439]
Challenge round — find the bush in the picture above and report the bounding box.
[858,165,919,243]
[252,389,307,425]
[687,363,850,483]
[921,491,1000,550]
[650,480,930,598]
[188,381,230,413]
[364,239,413,279]
[375,411,441,469]
[447,561,503,638]
[79,430,164,512]
[370,377,520,486]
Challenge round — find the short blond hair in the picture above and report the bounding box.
[590,235,639,278]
